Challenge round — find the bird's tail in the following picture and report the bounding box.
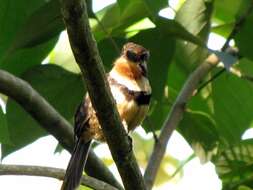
[61,139,92,190]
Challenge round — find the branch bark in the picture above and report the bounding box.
[144,54,219,189]
[0,69,122,190]
[144,2,253,188]
[0,164,118,190]
[60,0,146,190]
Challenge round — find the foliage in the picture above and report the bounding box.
[1,0,253,189]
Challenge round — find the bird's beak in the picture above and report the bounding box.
[138,61,148,76]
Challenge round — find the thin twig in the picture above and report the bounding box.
[60,0,146,190]
[0,164,118,190]
[170,153,195,179]
[221,2,253,51]
[146,117,159,143]
[0,69,123,190]
[196,68,225,94]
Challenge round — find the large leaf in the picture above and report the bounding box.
[0,0,58,75]
[178,110,219,163]
[213,0,251,24]
[235,12,253,61]
[175,0,213,71]
[211,71,253,144]
[7,0,64,51]
[0,107,10,146]
[169,56,253,165]
[183,64,253,159]
[236,58,253,77]
[213,139,253,190]
[94,0,203,46]
[4,0,95,52]
[155,17,206,47]
[212,23,234,38]
[212,0,252,43]
[93,1,148,41]
[97,38,126,71]
[2,65,84,158]
[117,0,167,18]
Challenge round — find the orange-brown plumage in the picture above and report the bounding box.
[114,59,143,80]
[61,42,151,190]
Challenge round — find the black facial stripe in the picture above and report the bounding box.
[126,50,138,62]
[129,90,151,105]
[108,76,151,105]
[126,50,149,63]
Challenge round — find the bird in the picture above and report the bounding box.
[61,42,152,190]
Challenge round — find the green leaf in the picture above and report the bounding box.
[6,0,95,52]
[213,0,251,23]
[174,59,253,162]
[213,139,253,190]
[155,17,206,47]
[212,23,234,38]
[175,0,213,71]
[7,0,64,51]
[93,1,149,41]
[0,0,46,51]
[141,0,212,132]
[178,110,219,163]
[235,13,253,61]
[3,65,84,158]
[54,143,64,154]
[118,0,167,19]
[0,107,10,145]
[239,186,253,190]
[79,186,92,190]
[0,0,58,75]
[141,0,168,19]
[94,1,205,47]
[97,38,126,71]
[236,58,253,77]
[211,72,253,143]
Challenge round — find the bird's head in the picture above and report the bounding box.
[121,42,150,76]
[122,42,150,63]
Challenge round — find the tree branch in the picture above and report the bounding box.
[144,54,219,189]
[197,2,253,92]
[0,69,123,190]
[144,3,253,189]
[221,2,253,51]
[0,164,118,190]
[60,0,146,190]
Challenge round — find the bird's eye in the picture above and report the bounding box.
[126,50,138,62]
[140,52,149,61]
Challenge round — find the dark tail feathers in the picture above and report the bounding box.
[61,139,92,190]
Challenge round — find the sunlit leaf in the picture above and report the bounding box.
[174,0,213,71]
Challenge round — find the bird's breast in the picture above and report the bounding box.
[109,75,151,131]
